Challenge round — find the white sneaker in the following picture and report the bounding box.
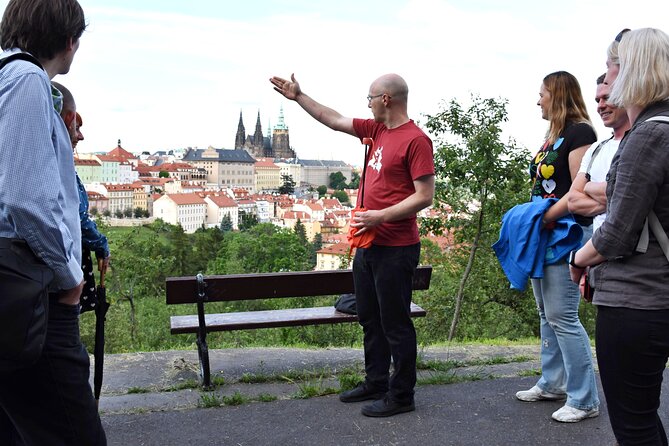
[552,404,600,423]
[515,385,566,402]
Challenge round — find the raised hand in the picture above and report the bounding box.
[270,73,301,100]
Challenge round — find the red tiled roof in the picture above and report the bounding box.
[108,145,137,161]
[284,211,310,220]
[103,184,134,191]
[318,243,351,255]
[96,155,119,162]
[254,159,279,168]
[206,194,237,208]
[74,158,101,166]
[166,193,206,205]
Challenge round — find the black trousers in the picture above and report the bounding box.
[353,243,420,404]
[0,297,106,446]
[596,305,669,446]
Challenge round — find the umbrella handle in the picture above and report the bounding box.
[98,258,106,288]
[359,138,374,209]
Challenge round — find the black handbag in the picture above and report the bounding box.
[334,293,357,315]
[0,238,54,371]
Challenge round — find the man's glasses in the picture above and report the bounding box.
[615,28,631,43]
[367,93,384,102]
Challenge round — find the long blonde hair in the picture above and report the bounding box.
[543,71,593,144]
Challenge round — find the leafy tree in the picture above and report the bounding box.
[278,174,295,195]
[90,207,98,216]
[123,208,133,218]
[316,185,327,198]
[103,209,111,217]
[220,213,233,232]
[191,227,224,273]
[310,232,323,268]
[348,171,360,189]
[329,171,348,190]
[208,224,310,274]
[332,190,349,204]
[165,224,190,276]
[424,94,531,340]
[294,219,308,245]
[158,171,170,178]
[239,210,258,231]
[114,209,124,219]
[134,207,145,218]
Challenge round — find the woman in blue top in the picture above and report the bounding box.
[515,71,600,423]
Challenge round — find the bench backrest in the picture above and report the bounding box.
[166,265,432,305]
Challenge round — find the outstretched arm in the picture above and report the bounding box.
[270,74,356,136]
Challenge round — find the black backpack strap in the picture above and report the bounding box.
[0,52,43,71]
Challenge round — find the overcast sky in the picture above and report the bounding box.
[1,0,666,165]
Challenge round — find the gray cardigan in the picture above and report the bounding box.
[591,100,669,309]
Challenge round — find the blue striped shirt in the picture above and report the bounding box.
[0,49,83,290]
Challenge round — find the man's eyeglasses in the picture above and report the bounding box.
[615,28,631,43]
[367,93,384,102]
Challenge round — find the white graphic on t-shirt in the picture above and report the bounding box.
[368,146,383,172]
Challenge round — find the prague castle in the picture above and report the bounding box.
[235,107,295,160]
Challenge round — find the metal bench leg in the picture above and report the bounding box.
[196,332,211,389]
[196,273,212,389]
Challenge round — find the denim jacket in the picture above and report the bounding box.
[77,174,109,259]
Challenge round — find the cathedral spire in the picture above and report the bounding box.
[235,110,246,149]
[253,110,264,147]
[275,105,288,130]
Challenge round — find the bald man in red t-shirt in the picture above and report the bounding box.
[271,73,435,417]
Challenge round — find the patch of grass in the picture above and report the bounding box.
[211,375,226,386]
[256,393,278,403]
[239,372,272,384]
[163,379,199,392]
[337,369,364,392]
[293,381,338,399]
[127,386,150,394]
[222,392,248,406]
[417,358,459,371]
[417,371,489,386]
[280,368,335,382]
[428,338,541,347]
[518,368,542,377]
[198,393,223,408]
[417,355,535,372]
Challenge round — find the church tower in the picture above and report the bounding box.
[234,110,246,149]
[272,106,295,159]
[253,111,265,156]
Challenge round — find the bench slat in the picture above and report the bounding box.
[170,302,426,334]
[166,266,432,305]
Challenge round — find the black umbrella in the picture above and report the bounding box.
[93,260,110,407]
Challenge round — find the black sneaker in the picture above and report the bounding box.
[361,395,415,417]
[339,384,386,403]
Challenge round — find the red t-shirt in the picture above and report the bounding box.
[352,118,435,246]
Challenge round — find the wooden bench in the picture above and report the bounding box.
[166,266,432,388]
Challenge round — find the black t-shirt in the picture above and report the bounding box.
[529,122,596,225]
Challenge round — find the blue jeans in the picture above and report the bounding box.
[353,243,420,404]
[0,298,106,445]
[597,306,669,446]
[530,226,599,410]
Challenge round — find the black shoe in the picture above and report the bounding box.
[339,384,386,403]
[361,396,415,417]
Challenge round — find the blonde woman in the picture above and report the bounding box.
[569,28,669,445]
